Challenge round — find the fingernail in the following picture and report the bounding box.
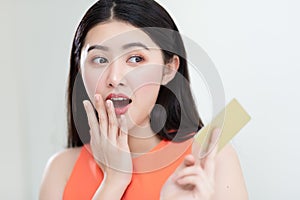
[106,100,111,107]
[120,115,125,120]
[83,100,88,109]
[212,128,220,142]
[95,94,100,102]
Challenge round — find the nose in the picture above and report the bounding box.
[105,60,126,88]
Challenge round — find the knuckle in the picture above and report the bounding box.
[98,113,106,122]
[109,119,117,127]
[92,128,98,136]
[99,124,106,133]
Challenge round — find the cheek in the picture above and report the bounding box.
[81,69,105,101]
[126,65,163,92]
[125,65,163,123]
[138,84,160,100]
[127,83,161,127]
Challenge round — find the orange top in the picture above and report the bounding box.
[63,139,192,200]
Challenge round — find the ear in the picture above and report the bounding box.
[162,55,180,85]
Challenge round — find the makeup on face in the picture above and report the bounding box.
[80,21,166,124]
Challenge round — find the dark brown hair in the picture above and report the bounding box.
[67,0,203,147]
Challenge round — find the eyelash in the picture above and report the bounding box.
[91,55,145,65]
[92,57,108,64]
[127,55,144,63]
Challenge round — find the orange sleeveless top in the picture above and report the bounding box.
[63,139,192,200]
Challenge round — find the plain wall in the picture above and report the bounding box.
[1,0,299,199]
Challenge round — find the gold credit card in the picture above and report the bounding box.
[193,98,251,156]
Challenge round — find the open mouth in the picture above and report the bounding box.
[110,97,132,108]
[106,94,132,115]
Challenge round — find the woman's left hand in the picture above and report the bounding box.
[160,129,220,200]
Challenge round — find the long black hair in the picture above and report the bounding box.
[67,0,203,147]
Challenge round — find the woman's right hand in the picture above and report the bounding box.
[83,94,132,187]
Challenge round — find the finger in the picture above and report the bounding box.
[174,165,204,181]
[198,173,215,197]
[200,128,220,157]
[176,175,198,186]
[196,177,215,198]
[184,154,195,167]
[199,128,220,164]
[119,115,128,138]
[203,128,219,179]
[83,100,100,140]
[106,100,118,143]
[118,115,129,148]
[204,155,216,183]
[173,154,195,178]
[177,173,214,196]
[94,94,108,137]
[206,128,220,158]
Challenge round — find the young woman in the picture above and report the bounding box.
[39,0,248,199]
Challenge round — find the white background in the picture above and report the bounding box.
[1,0,299,199]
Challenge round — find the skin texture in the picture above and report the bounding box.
[39,21,248,200]
[81,21,166,135]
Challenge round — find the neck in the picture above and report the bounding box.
[127,124,161,156]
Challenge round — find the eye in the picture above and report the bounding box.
[127,55,144,63]
[92,57,108,64]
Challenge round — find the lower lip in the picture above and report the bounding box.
[114,104,131,115]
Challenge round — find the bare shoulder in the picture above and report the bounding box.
[47,147,82,172]
[213,143,249,200]
[39,147,82,200]
[215,143,239,163]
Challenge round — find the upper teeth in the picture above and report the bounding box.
[111,97,128,101]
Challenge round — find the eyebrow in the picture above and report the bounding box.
[87,45,109,52]
[87,42,149,52]
[122,42,149,51]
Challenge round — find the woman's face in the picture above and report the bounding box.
[80,21,167,132]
